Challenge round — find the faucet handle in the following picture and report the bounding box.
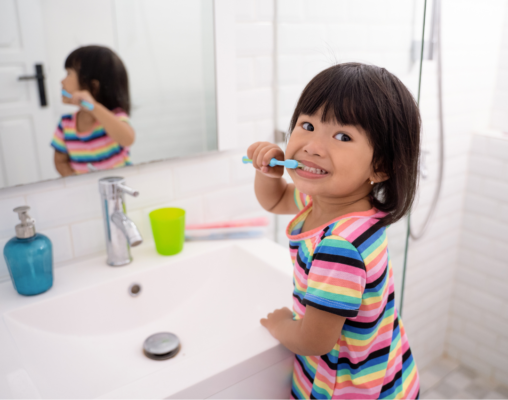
[117,183,139,197]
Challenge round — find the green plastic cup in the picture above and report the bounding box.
[149,208,185,256]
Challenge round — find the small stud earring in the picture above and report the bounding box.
[371,181,374,185]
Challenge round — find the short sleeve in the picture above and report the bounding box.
[294,187,311,211]
[50,118,67,153]
[303,235,366,317]
[113,108,131,125]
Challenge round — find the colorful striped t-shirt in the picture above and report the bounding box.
[287,188,419,399]
[50,109,132,174]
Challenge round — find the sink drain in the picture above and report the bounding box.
[128,283,141,297]
[143,332,181,360]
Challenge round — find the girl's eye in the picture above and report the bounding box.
[334,133,351,142]
[302,122,314,131]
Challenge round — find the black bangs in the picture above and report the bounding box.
[64,51,80,71]
[288,62,421,227]
[289,63,390,140]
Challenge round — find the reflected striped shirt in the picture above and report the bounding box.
[287,188,419,399]
[50,109,131,174]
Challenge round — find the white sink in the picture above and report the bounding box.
[0,239,294,399]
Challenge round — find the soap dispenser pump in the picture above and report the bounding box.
[3,206,53,296]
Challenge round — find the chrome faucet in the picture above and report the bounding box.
[98,177,143,266]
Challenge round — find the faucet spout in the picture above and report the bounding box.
[111,211,143,247]
[99,177,142,266]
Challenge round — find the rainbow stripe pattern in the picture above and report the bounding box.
[286,188,419,399]
[50,109,132,174]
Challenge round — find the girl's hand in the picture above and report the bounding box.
[247,142,285,178]
[67,90,96,112]
[260,307,294,338]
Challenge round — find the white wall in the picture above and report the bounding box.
[491,3,508,132]
[235,0,276,148]
[447,133,508,383]
[402,0,507,371]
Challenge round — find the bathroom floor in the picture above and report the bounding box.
[420,357,508,399]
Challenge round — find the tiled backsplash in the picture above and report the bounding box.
[0,150,271,281]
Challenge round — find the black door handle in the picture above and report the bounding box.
[18,64,48,107]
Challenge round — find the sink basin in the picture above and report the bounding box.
[0,240,294,398]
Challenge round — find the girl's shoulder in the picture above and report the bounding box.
[111,108,130,124]
[58,113,77,129]
[324,208,388,251]
[111,107,129,117]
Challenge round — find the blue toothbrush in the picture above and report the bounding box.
[61,89,94,111]
[242,156,303,169]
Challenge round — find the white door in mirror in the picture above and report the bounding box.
[0,0,58,188]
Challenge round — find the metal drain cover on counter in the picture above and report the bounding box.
[143,332,181,360]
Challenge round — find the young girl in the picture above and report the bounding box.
[248,63,420,399]
[51,45,134,176]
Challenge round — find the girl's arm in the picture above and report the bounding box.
[54,150,75,177]
[70,91,135,147]
[247,142,299,215]
[261,306,346,356]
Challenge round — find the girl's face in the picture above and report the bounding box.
[286,109,383,201]
[61,68,80,103]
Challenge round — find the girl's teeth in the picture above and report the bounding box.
[302,166,327,175]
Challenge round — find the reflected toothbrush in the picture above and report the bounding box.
[61,89,94,111]
[242,156,303,169]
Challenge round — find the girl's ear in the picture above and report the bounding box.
[370,171,389,184]
[370,159,389,184]
[90,79,100,98]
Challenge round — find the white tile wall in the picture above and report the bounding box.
[235,0,275,147]
[491,3,508,132]
[447,133,508,381]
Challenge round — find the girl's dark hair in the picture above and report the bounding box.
[289,63,420,226]
[65,45,130,114]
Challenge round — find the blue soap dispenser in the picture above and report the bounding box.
[3,206,53,296]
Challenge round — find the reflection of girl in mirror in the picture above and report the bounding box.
[51,45,134,176]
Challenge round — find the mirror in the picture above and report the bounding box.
[0,0,217,189]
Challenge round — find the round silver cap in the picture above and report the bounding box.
[143,332,180,360]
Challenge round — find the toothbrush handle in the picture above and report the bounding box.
[268,159,284,167]
[80,100,94,111]
[243,156,298,169]
[61,89,94,110]
[242,157,281,166]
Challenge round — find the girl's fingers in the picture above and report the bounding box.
[256,146,268,169]
[251,143,265,169]
[246,142,260,160]
[246,142,284,177]
[263,147,283,166]
[254,143,270,169]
